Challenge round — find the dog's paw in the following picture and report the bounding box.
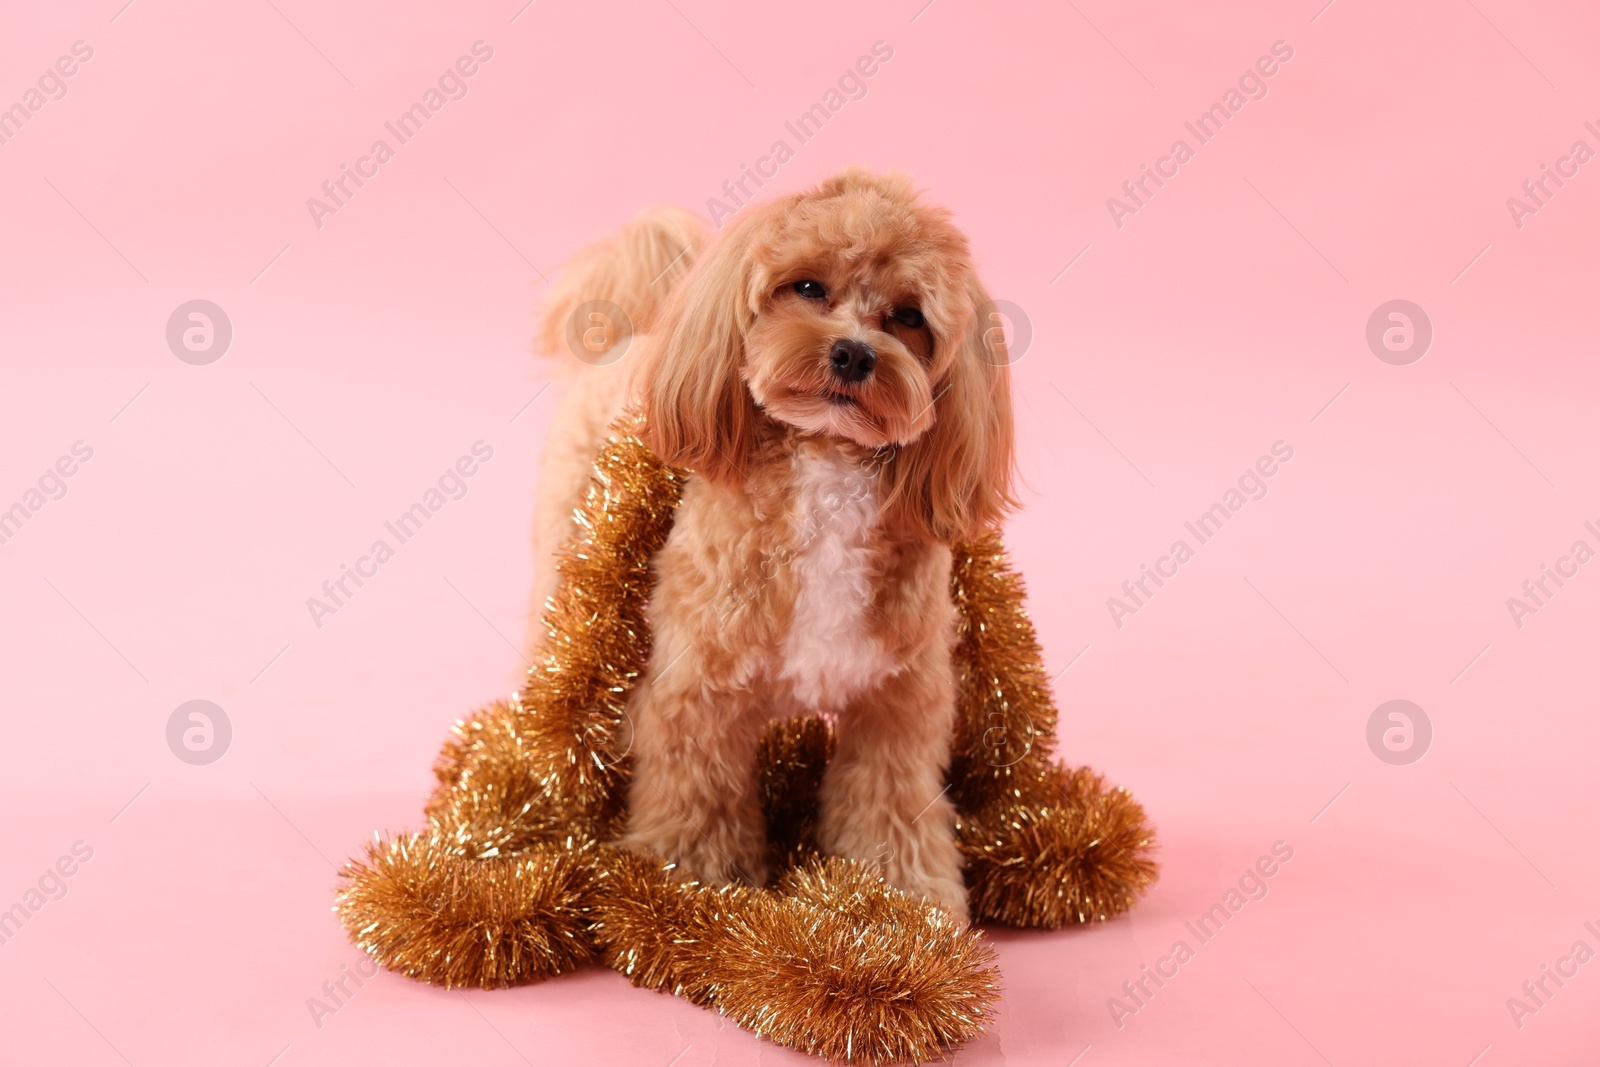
[681,837,768,889]
[895,871,970,925]
[829,821,971,923]
[616,830,768,889]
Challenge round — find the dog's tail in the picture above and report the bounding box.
[535,206,708,360]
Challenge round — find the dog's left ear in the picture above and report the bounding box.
[882,279,1017,543]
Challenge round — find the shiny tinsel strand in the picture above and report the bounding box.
[594,850,999,1064]
[959,763,1158,927]
[944,535,1159,925]
[710,859,1001,1065]
[758,714,835,877]
[946,535,1063,815]
[590,847,757,1005]
[336,413,1158,1060]
[337,417,681,990]
[335,831,599,988]
[422,418,684,857]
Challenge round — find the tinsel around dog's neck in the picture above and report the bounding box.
[335,412,1158,1064]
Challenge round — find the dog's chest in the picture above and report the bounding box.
[775,450,898,711]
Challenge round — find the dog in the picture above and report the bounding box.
[528,169,1015,919]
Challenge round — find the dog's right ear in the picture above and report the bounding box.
[641,204,783,483]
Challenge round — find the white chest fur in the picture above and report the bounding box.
[776,448,899,711]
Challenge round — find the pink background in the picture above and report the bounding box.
[3,0,1597,1063]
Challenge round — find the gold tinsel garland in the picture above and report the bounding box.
[336,414,1158,1063]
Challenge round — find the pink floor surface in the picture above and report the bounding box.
[3,1,1598,1064]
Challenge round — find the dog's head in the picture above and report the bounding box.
[642,169,1015,543]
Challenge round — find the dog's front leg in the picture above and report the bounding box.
[818,658,968,921]
[620,630,770,887]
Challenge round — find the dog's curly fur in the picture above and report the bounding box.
[531,169,1015,919]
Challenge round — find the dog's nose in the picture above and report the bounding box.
[829,339,877,384]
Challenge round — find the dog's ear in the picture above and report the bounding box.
[882,278,1017,543]
[641,205,783,483]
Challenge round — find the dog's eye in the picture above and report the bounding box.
[793,280,828,300]
[890,307,925,328]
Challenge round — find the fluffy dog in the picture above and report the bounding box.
[530,169,1014,919]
